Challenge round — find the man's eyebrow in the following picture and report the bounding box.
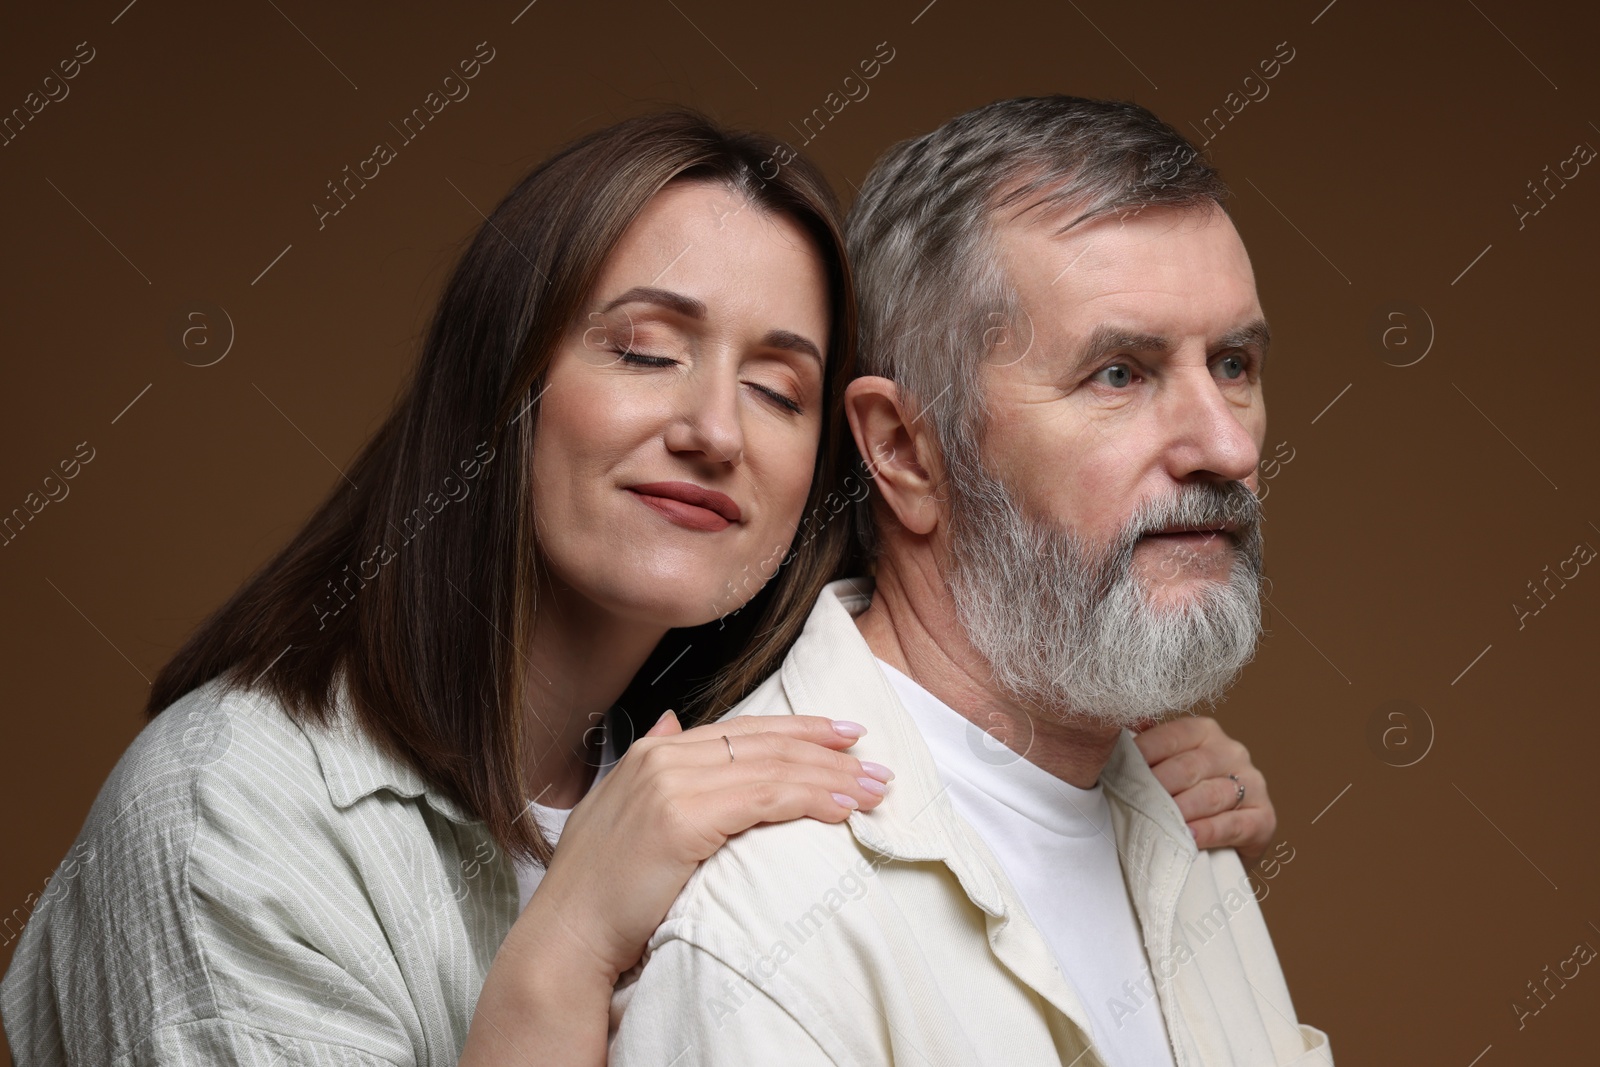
[1220,318,1272,360]
[1067,323,1169,378]
[600,286,706,318]
[762,328,823,365]
[1069,317,1271,376]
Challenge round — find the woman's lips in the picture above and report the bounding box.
[627,482,741,532]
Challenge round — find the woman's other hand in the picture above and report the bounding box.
[1132,714,1276,869]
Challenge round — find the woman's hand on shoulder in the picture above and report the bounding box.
[526,711,893,984]
[1132,714,1276,869]
[465,712,892,1065]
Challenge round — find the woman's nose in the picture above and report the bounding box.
[663,369,745,466]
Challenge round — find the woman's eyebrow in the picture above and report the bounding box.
[600,286,706,318]
[763,329,823,365]
[601,287,821,364]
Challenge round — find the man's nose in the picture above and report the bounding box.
[1158,366,1261,484]
[664,364,746,467]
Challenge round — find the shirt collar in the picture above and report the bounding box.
[296,675,478,825]
[877,658,1113,840]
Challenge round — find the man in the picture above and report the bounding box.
[609,96,1333,1066]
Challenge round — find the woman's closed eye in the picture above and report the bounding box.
[746,380,803,414]
[616,348,676,367]
[616,347,805,415]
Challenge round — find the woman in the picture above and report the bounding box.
[0,111,1275,1066]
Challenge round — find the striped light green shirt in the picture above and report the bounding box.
[1,678,521,1066]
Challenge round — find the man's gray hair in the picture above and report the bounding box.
[845,95,1232,557]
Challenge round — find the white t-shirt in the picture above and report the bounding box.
[513,712,621,912]
[877,660,1178,1067]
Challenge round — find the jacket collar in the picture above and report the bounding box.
[779,577,1013,917]
[295,675,478,825]
[780,578,1197,866]
[777,578,1206,1029]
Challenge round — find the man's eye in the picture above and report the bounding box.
[1215,352,1248,380]
[1091,363,1136,389]
[617,349,675,367]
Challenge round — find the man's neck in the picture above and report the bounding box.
[855,548,1122,790]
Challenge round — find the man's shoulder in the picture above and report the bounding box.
[649,806,892,984]
[681,665,891,926]
[713,666,792,723]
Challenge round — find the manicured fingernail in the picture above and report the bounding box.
[1188,826,1198,839]
[858,777,887,796]
[859,761,895,782]
[832,721,867,738]
[831,792,859,809]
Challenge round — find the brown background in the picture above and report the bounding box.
[3,0,1597,1062]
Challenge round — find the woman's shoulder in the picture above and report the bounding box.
[105,679,325,813]
[81,675,484,889]
[0,682,348,1052]
[2,681,475,1067]
[113,675,481,846]
[45,680,335,881]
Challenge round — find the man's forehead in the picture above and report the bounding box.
[995,204,1258,328]
[997,200,1243,269]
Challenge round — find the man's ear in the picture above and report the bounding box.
[844,376,944,537]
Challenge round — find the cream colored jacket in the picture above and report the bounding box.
[610,578,1333,1066]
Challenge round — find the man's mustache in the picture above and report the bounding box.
[1124,481,1261,546]
[1083,480,1263,588]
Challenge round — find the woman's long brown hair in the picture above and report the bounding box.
[146,110,859,865]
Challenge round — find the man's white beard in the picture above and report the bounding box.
[943,454,1265,728]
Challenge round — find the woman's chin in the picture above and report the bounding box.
[601,579,766,633]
